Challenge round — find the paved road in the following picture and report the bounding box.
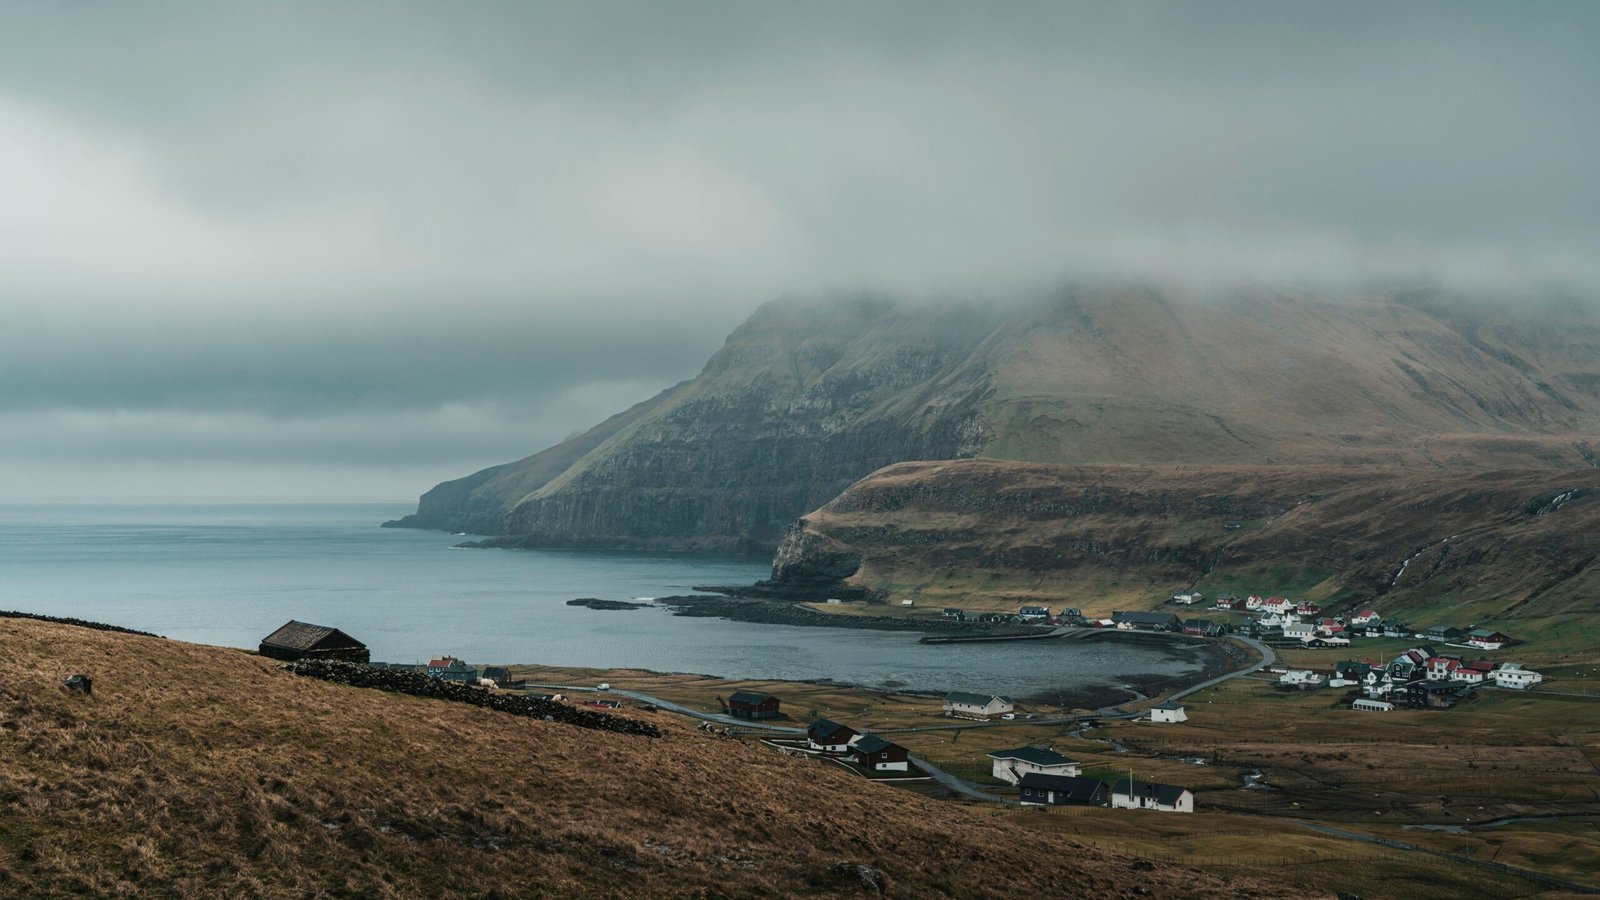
[1165,635,1278,704]
[907,754,1018,804]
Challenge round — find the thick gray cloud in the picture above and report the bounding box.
[1,1,1596,499]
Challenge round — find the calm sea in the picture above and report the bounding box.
[0,502,1196,697]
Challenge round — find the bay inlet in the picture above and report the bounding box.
[0,502,1203,699]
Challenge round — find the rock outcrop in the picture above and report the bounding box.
[391,286,1600,552]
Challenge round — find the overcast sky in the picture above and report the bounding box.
[1,2,1596,501]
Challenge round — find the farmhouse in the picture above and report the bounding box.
[726,691,782,720]
[1424,625,1466,643]
[1403,682,1471,709]
[1352,698,1394,712]
[1149,702,1187,724]
[988,746,1080,784]
[1466,629,1510,650]
[1282,622,1316,641]
[258,620,369,663]
[1111,611,1181,632]
[1019,773,1108,807]
[1493,663,1544,690]
[848,734,910,772]
[1453,660,1497,685]
[1350,609,1380,627]
[1425,657,1463,681]
[944,691,1014,720]
[806,719,858,754]
[1111,778,1194,813]
[1171,591,1203,606]
[426,657,478,683]
[1279,669,1325,689]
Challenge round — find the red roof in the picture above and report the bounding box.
[1465,660,1497,672]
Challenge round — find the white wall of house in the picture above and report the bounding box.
[1150,706,1187,724]
[1493,668,1543,689]
[991,759,1081,784]
[1112,791,1194,813]
[945,697,1013,719]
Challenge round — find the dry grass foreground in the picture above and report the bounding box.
[0,618,1305,898]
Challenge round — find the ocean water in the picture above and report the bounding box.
[0,503,1197,697]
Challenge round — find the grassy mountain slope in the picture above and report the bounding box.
[771,459,1600,644]
[392,287,1600,551]
[0,618,1296,897]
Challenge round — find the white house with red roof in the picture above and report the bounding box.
[1426,657,1463,681]
[1317,618,1345,635]
[1453,659,1498,684]
[1296,600,1321,616]
[1244,594,1264,610]
[1261,597,1293,614]
[1350,609,1380,627]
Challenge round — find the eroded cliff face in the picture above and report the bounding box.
[771,459,1600,621]
[392,287,1600,552]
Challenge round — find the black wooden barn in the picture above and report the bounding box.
[259,620,369,663]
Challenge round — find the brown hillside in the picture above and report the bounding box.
[773,460,1600,639]
[0,618,1297,898]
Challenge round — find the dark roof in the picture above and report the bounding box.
[260,620,362,652]
[1019,773,1106,801]
[1468,628,1507,639]
[807,718,855,742]
[1112,611,1180,625]
[1184,619,1212,629]
[988,746,1075,767]
[945,691,1010,706]
[851,734,901,755]
[728,691,778,706]
[1152,702,1185,711]
[1112,778,1189,806]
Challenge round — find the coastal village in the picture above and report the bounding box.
[256,583,1553,821]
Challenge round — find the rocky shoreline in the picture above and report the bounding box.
[654,594,1027,634]
[566,597,650,611]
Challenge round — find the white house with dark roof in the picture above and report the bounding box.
[1112,778,1193,813]
[943,691,1014,720]
[1492,663,1543,690]
[1149,702,1187,724]
[987,746,1080,784]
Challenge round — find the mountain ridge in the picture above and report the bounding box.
[390,286,1600,551]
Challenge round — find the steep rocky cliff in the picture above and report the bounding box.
[770,459,1600,629]
[391,286,1600,551]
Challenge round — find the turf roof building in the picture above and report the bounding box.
[258,620,369,664]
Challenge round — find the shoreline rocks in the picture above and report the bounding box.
[566,598,649,611]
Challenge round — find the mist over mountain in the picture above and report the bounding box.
[390,284,1600,551]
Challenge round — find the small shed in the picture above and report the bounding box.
[259,620,369,663]
[727,691,782,720]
